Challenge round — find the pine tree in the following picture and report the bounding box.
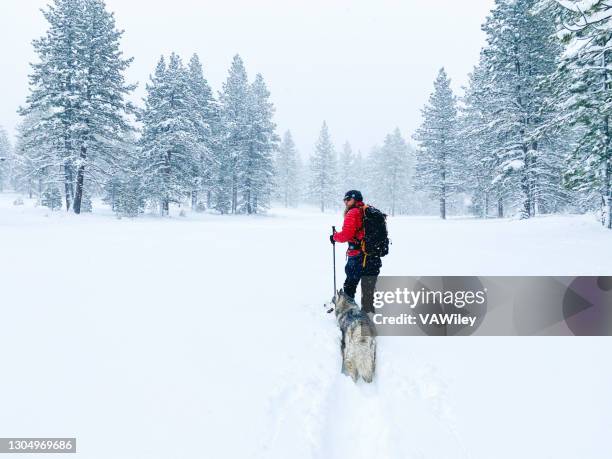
[538,0,612,228]
[0,127,12,192]
[371,128,412,216]
[21,0,135,214]
[108,160,144,217]
[461,56,508,218]
[339,142,360,194]
[276,130,300,207]
[309,121,338,212]
[101,131,139,212]
[140,54,203,215]
[20,0,80,209]
[41,185,63,210]
[480,0,563,218]
[218,55,251,214]
[352,150,366,194]
[12,112,61,201]
[81,188,93,212]
[241,74,278,214]
[103,133,144,217]
[414,68,461,219]
[186,53,217,210]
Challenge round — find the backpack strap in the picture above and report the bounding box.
[361,240,368,267]
[356,204,369,266]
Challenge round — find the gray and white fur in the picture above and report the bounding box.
[333,289,377,383]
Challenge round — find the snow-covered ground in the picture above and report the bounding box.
[0,192,610,459]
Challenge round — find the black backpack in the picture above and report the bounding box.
[362,206,389,258]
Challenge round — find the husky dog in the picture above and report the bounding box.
[333,290,377,383]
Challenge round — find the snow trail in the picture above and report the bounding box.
[256,299,467,459]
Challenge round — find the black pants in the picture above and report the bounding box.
[343,252,382,313]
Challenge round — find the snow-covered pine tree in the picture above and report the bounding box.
[537,0,612,228]
[352,150,366,193]
[276,130,300,207]
[309,121,338,212]
[370,128,412,216]
[12,112,60,200]
[140,54,203,216]
[480,0,563,219]
[241,73,278,214]
[102,131,142,214]
[0,127,12,192]
[413,68,461,220]
[339,142,359,194]
[218,55,251,214]
[108,152,144,217]
[41,185,63,210]
[460,55,509,218]
[186,54,217,211]
[20,0,81,209]
[114,170,145,217]
[72,0,135,214]
[21,0,135,214]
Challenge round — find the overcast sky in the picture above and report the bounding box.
[0,0,494,157]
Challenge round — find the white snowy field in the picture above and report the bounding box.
[0,192,611,459]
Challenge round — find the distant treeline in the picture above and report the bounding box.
[0,0,610,229]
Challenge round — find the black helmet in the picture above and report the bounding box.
[343,190,363,202]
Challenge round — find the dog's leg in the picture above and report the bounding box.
[340,331,348,375]
[359,336,376,383]
[344,327,359,382]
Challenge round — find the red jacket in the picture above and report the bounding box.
[333,202,365,256]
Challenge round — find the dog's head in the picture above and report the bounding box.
[333,289,359,318]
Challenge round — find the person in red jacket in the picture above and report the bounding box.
[330,190,382,313]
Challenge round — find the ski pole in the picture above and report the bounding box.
[332,225,337,296]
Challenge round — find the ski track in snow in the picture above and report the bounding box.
[256,301,467,459]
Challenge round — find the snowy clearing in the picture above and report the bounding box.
[0,193,611,459]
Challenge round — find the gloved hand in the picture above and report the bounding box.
[329,234,335,245]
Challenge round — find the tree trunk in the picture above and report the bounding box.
[483,192,489,219]
[245,180,252,215]
[232,179,237,214]
[440,169,446,220]
[110,183,116,211]
[520,146,531,219]
[63,163,73,211]
[162,198,169,216]
[191,191,198,210]
[497,198,504,218]
[391,181,396,217]
[530,141,538,217]
[605,157,611,229]
[73,146,87,214]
